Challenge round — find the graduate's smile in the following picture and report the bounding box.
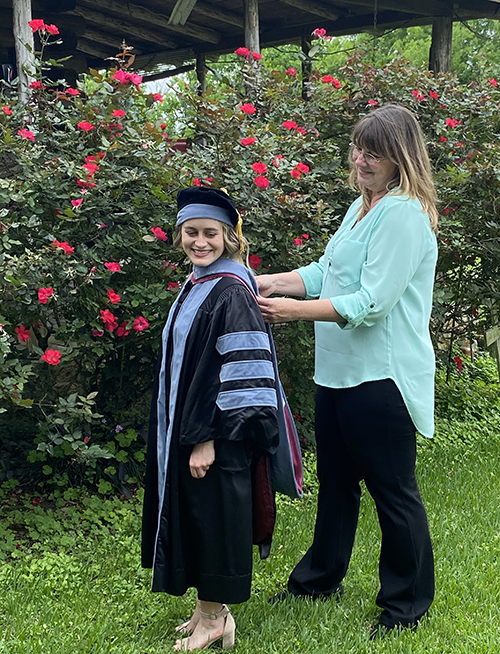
[181,218,225,267]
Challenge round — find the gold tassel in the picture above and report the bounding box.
[220,187,244,253]
[236,213,244,252]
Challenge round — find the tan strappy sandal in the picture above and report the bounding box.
[174,604,236,651]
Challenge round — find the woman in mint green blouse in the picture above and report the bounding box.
[258,104,437,638]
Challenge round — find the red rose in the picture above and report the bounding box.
[15,325,30,343]
[107,289,121,304]
[313,28,327,38]
[440,136,447,143]
[133,316,149,331]
[290,169,301,179]
[296,162,310,173]
[252,52,262,60]
[285,68,297,77]
[152,226,167,241]
[319,75,341,88]
[38,287,54,304]
[112,109,126,118]
[445,118,461,128]
[66,88,80,96]
[368,99,378,106]
[239,103,256,114]
[83,162,99,175]
[153,93,163,101]
[252,162,267,174]
[302,233,309,239]
[77,121,94,131]
[41,349,61,365]
[282,120,298,130]
[160,123,167,130]
[116,321,130,338]
[273,155,283,167]
[453,355,463,372]
[77,179,96,189]
[488,78,498,87]
[254,176,269,189]
[71,198,83,208]
[412,90,425,102]
[167,281,180,292]
[45,24,59,35]
[28,19,45,32]
[52,240,74,255]
[235,47,250,57]
[294,238,304,246]
[241,137,256,146]
[113,69,143,86]
[105,262,121,272]
[2,106,12,115]
[100,309,117,324]
[30,80,46,90]
[18,128,35,142]
[429,91,438,99]
[92,329,104,337]
[248,254,261,270]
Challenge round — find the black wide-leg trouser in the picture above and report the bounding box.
[288,380,435,628]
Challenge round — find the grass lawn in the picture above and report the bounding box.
[1,434,499,653]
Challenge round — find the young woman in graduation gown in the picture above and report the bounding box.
[141,187,302,651]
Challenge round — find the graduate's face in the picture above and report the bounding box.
[181,218,225,267]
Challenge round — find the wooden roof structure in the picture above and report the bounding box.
[3,0,500,91]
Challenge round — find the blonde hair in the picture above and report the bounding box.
[348,104,438,232]
[174,221,249,264]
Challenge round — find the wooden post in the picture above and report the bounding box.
[12,0,35,103]
[486,311,500,381]
[301,35,312,101]
[244,0,260,54]
[429,16,453,74]
[196,53,206,94]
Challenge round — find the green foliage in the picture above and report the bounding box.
[3,27,500,486]
[1,435,500,652]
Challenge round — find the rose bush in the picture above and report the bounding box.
[1,25,500,488]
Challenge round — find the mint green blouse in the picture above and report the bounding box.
[296,193,438,437]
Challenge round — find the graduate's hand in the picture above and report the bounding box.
[189,440,215,479]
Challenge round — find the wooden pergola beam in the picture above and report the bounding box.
[334,0,451,16]
[195,1,244,28]
[77,0,221,44]
[12,0,34,103]
[135,47,197,71]
[169,0,199,26]
[72,6,179,49]
[244,0,260,53]
[142,63,195,82]
[280,0,341,21]
[77,35,133,60]
[429,15,453,73]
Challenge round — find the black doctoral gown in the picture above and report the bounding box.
[142,258,283,604]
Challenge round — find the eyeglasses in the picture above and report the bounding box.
[350,144,384,165]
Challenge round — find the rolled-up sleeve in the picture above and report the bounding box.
[330,203,431,330]
[296,255,325,299]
